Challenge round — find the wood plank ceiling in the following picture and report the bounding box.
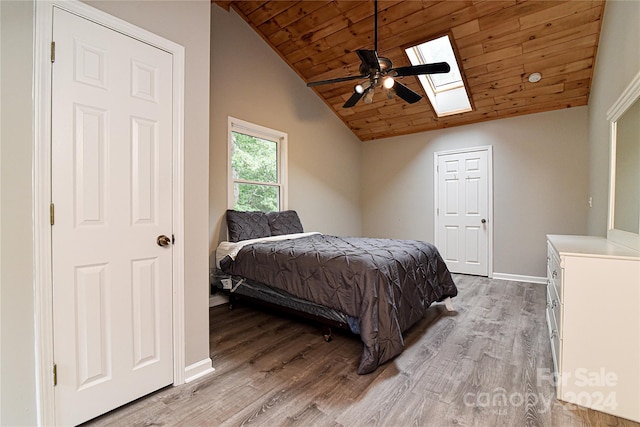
[214,1,606,141]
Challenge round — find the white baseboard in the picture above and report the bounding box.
[184,358,215,383]
[492,272,546,285]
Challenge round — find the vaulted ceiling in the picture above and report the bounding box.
[213,1,606,141]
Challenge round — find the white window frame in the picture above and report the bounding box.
[227,116,288,211]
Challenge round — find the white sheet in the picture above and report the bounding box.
[215,232,321,268]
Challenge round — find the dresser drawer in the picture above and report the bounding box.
[547,242,563,302]
[545,296,561,376]
[548,280,562,338]
[552,330,561,380]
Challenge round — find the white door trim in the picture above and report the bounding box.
[434,145,493,278]
[34,1,185,424]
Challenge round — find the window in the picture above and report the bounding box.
[405,34,472,117]
[228,117,288,212]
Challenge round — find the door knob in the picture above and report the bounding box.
[157,235,171,247]
[481,218,487,224]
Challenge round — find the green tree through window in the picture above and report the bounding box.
[230,129,283,212]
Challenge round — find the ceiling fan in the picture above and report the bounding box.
[306,0,451,108]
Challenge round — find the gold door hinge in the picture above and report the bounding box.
[53,364,57,386]
[50,203,55,225]
[51,41,56,63]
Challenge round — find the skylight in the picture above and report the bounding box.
[405,35,472,117]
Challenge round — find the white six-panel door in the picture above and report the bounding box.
[435,148,491,276]
[51,8,174,425]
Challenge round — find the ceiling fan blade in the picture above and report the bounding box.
[343,90,367,108]
[356,49,381,71]
[391,62,451,77]
[307,74,368,87]
[393,81,422,104]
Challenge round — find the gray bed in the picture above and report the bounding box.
[216,210,458,374]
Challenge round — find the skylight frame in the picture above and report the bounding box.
[405,34,473,117]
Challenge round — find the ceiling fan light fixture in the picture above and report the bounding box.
[355,83,365,94]
[363,88,375,104]
[383,76,395,89]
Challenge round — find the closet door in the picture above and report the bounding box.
[51,7,174,425]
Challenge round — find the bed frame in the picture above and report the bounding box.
[212,269,355,342]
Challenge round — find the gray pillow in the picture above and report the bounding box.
[226,210,271,242]
[266,210,304,236]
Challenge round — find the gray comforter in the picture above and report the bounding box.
[219,234,457,374]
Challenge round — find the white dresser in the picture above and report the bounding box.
[546,235,640,422]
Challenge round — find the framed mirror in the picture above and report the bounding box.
[607,70,640,251]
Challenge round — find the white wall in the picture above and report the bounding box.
[210,6,363,252]
[0,1,211,424]
[361,107,590,278]
[0,2,37,424]
[0,0,3,418]
[587,0,640,236]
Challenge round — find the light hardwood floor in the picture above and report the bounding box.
[84,275,639,426]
